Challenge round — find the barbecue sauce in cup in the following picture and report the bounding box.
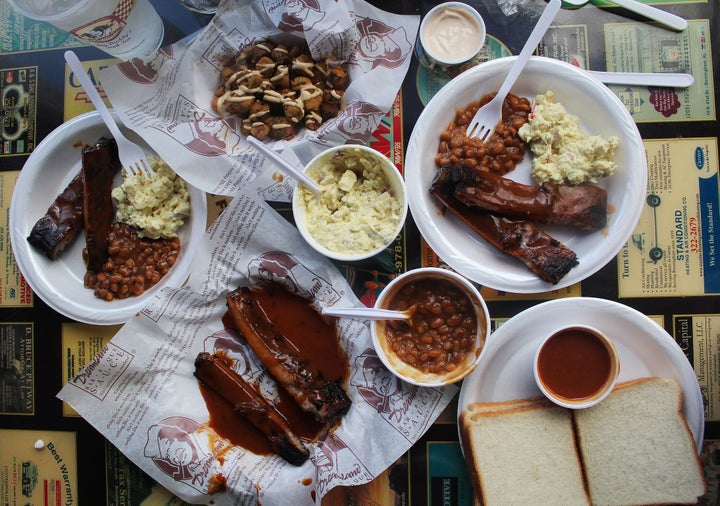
[534,325,619,409]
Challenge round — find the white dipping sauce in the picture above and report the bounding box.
[422,5,484,63]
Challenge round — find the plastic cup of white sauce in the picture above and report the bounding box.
[417,2,486,71]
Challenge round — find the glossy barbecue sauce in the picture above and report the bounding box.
[201,284,348,455]
[536,328,612,401]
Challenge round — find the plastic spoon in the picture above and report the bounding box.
[587,70,694,87]
[321,306,411,321]
[562,0,686,31]
[246,136,321,195]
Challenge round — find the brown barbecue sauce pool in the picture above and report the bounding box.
[202,284,348,455]
[536,328,612,401]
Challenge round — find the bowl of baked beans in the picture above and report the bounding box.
[371,267,490,386]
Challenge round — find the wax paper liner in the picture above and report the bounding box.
[57,193,457,505]
[99,0,419,197]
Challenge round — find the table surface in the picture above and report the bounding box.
[0,0,718,504]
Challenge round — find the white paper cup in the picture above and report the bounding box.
[8,0,164,60]
[417,2,486,72]
[292,145,407,263]
[534,324,620,409]
[371,268,489,387]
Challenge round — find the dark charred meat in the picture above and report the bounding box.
[444,164,608,231]
[226,287,351,424]
[431,171,579,284]
[27,171,84,259]
[82,137,121,272]
[194,352,310,466]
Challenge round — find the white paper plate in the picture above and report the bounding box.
[10,111,207,325]
[405,57,647,292]
[457,297,705,450]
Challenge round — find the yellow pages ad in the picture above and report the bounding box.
[0,429,78,505]
[619,138,719,296]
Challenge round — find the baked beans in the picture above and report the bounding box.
[84,222,180,301]
[435,92,531,175]
[383,278,477,375]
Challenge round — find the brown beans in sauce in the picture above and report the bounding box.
[435,92,531,175]
[383,278,477,375]
[84,222,180,301]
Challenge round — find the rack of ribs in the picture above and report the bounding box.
[82,137,121,272]
[225,286,351,425]
[194,352,310,466]
[443,164,608,231]
[430,169,579,284]
[27,171,85,260]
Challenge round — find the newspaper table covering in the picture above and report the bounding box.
[57,193,457,505]
[98,0,419,197]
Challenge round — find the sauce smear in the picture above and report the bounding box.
[537,328,612,400]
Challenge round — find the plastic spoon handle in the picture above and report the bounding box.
[610,0,686,31]
[496,0,562,100]
[246,136,321,194]
[321,307,410,321]
[64,51,123,143]
[587,70,694,87]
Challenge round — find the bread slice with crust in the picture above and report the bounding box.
[460,396,590,505]
[574,377,706,505]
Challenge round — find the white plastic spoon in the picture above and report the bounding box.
[246,135,321,195]
[587,70,694,87]
[321,306,410,321]
[562,0,686,31]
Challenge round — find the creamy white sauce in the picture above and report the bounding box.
[423,6,483,62]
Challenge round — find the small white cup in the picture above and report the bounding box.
[371,267,490,387]
[8,0,164,60]
[417,2,486,73]
[292,145,407,263]
[534,324,620,409]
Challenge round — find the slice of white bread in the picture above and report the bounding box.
[459,377,706,505]
[574,377,706,505]
[460,396,591,505]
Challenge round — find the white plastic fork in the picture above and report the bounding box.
[466,0,562,140]
[64,50,153,178]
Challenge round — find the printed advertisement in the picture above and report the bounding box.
[673,314,720,423]
[0,171,33,307]
[0,0,83,54]
[604,19,715,122]
[0,322,33,415]
[618,137,719,297]
[64,56,118,121]
[1,66,36,156]
[0,429,78,505]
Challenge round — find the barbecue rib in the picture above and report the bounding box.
[226,287,351,424]
[445,164,608,231]
[82,137,121,272]
[430,171,579,284]
[194,352,310,466]
[27,171,85,259]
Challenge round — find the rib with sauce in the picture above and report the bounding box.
[446,164,608,231]
[27,171,85,259]
[82,137,121,272]
[225,285,351,424]
[430,169,578,284]
[194,352,310,466]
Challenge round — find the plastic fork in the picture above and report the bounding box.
[64,50,153,178]
[466,0,562,140]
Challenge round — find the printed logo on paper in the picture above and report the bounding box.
[68,342,133,401]
[352,17,412,70]
[71,0,135,43]
[262,0,325,33]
